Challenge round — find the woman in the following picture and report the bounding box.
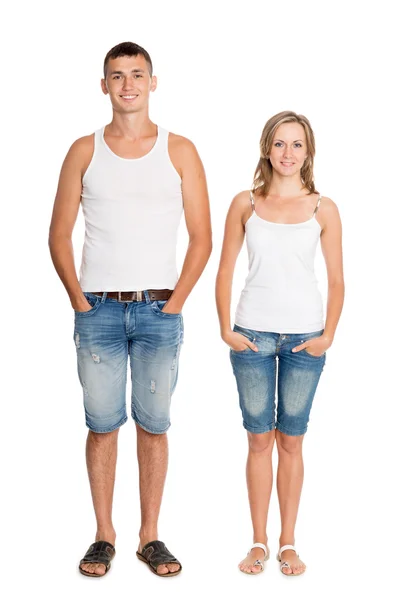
[216,111,344,576]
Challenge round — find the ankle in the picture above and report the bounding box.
[279,537,295,549]
[253,534,268,546]
[96,528,116,545]
[139,528,158,549]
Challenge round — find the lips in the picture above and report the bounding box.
[120,95,138,101]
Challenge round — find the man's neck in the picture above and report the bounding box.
[107,112,156,140]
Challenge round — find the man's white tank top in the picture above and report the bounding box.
[235,192,324,334]
[79,126,183,291]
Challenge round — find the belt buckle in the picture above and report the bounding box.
[117,291,134,303]
[117,291,143,302]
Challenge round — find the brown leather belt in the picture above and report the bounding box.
[93,289,173,302]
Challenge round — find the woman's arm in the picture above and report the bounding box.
[216,191,258,352]
[319,197,345,341]
[293,197,345,356]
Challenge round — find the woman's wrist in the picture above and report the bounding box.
[221,327,233,338]
[322,332,334,343]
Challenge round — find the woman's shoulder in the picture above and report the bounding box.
[231,189,253,208]
[317,196,341,230]
[318,195,339,214]
[228,190,254,220]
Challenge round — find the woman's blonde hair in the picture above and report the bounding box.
[252,111,318,197]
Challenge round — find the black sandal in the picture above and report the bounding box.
[79,540,116,577]
[136,540,182,577]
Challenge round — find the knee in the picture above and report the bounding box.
[248,430,275,454]
[276,431,303,455]
[88,428,119,444]
[135,423,167,442]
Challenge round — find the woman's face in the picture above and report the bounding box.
[268,122,308,178]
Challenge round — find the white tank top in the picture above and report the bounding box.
[79,126,183,291]
[235,193,324,334]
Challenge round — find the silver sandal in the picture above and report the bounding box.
[277,544,305,576]
[239,542,270,575]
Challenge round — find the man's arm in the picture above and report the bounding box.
[165,135,212,313]
[48,135,94,312]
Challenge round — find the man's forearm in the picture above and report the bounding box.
[166,236,212,312]
[49,235,85,307]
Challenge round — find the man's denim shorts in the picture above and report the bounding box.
[73,291,184,434]
[230,324,326,436]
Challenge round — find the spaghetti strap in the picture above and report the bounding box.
[313,193,322,215]
[250,191,255,212]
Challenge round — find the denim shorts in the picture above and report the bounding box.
[73,291,184,434]
[230,325,326,436]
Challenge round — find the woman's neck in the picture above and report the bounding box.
[268,173,305,198]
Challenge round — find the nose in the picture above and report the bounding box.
[283,147,293,159]
[122,76,135,90]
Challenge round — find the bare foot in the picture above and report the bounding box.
[239,545,269,574]
[280,549,306,576]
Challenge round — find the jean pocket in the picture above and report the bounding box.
[150,300,181,318]
[303,348,326,358]
[298,331,325,358]
[74,293,101,317]
[232,325,257,352]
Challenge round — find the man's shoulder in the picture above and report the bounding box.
[65,133,95,169]
[167,132,200,167]
[168,132,195,150]
[70,133,95,153]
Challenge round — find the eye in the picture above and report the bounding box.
[112,75,121,80]
[134,74,143,78]
[274,142,283,147]
[294,143,302,148]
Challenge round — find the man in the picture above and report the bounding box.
[49,41,212,578]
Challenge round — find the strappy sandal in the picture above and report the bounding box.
[79,540,115,577]
[239,542,270,575]
[277,544,305,576]
[136,540,182,577]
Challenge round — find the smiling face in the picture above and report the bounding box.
[268,122,308,178]
[101,54,157,114]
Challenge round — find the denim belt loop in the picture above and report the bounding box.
[101,292,108,303]
[143,290,151,304]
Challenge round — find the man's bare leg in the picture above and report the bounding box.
[80,429,119,575]
[276,430,306,575]
[136,424,179,575]
[239,430,275,573]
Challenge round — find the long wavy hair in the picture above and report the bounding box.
[252,111,318,197]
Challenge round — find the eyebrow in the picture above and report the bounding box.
[110,68,145,75]
[274,139,304,143]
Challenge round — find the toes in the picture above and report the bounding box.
[94,563,106,575]
[282,566,293,575]
[81,562,105,575]
[156,564,169,575]
[293,565,306,575]
[167,563,180,573]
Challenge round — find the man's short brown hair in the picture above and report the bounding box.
[103,42,153,78]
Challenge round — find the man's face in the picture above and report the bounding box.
[101,54,157,113]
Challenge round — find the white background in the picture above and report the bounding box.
[2,0,399,598]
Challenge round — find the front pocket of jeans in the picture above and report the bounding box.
[74,294,101,317]
[150,300,181,318]
[232,325,256,352]
[303,348,325,359]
